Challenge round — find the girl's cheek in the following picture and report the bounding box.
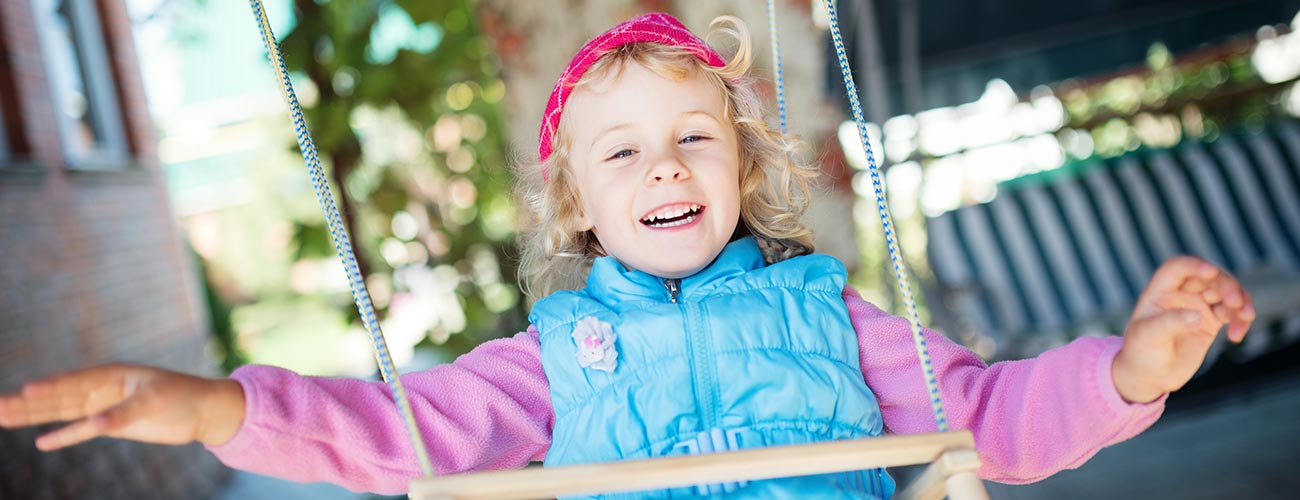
[587,173,625,194]
[605,165,641,185]
[694,149,736,168]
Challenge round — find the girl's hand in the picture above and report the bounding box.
[0,364,245,451]
[1113,257,1256,404]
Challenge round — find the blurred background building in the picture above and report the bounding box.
[2,0,1298,499]
[0,0,229,497]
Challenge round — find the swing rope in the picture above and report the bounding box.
[821,0,949,432]
[246,0,436,477]
[766,0,789,134]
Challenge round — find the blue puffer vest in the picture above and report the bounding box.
[530,237,893,499]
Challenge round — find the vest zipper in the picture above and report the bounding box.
[666,277,719,430]
[664,278,681,303]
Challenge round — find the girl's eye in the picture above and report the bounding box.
[607,149,635,161]
[680,135,710,144]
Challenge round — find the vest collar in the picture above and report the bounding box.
[585,236,766,304]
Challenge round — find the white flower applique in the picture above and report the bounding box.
[571,317,618,373]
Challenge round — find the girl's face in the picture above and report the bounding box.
[564,62,742,279]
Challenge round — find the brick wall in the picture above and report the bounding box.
[0,0,231,498]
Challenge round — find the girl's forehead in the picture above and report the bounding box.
[568,62,725,122]
[581,58,694,92]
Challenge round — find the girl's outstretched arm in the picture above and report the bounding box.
[844,287,1165,484]
[206,327,553,494]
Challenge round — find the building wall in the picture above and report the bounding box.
[0,0,230,497]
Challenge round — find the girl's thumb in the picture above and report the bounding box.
[35,399,138,451]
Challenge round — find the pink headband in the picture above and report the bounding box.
[537,12,727,176]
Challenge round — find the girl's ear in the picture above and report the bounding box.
[573,188,595,231]
[575,209,595,232]
[562,162,595,232]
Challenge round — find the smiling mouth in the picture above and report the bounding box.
[641,204,705,228]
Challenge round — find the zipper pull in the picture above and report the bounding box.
[664,278,681,303]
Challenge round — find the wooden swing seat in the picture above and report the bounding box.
[410,430,988,500]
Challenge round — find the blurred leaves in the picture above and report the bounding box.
[272,0,527,363]
[1062,37,1293,151]
[290,223,335,260]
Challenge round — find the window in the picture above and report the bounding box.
[33,0,128,169]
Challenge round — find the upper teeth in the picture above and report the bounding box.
[643,204,701,222]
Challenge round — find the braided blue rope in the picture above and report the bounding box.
[246,0,436,477]
[766,0,788,134]
[823,0,948,432]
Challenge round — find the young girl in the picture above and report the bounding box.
[0,12,1255,499]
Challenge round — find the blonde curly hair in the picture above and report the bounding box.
[514,16,820,298]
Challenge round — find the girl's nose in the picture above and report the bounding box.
[645,154,691,185]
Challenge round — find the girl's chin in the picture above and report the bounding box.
[613,254,710,279]
[640,254,720,279]
[650,267,703,279]
[609,234,729,277]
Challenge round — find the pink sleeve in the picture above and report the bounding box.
[206,327,553,495]
[844,287,1166,484]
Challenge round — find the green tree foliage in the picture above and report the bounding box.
[278,0,528,359]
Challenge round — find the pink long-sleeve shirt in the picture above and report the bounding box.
[208,288,1165,495]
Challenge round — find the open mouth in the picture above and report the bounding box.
[640,203,705,229]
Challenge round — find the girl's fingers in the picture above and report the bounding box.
[1216,278,1245,309]
[1212,303,1237,324]
[34,415,107,451]
[1228,303,1256,344]
[1156,276,1254,344]
[1154,290,1217,315]
[1206,272,1253,343]
[41,380,98,423]
[0,366,128,428]
[0,395,29,428]
[1148,257,1219,294]
[1173,271,1252,313]
[1200,286,1222,305]
[0,381,87,427]
[1194,270,1248,309]
[1227,321,1247,344]
[33,390,147,451]
[1180,279,1208,294]
[1223,289,1242,309]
